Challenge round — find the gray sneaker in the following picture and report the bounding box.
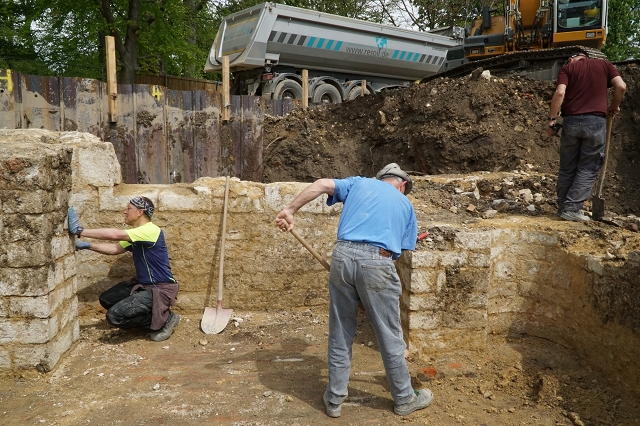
[149,312,180,342]
[394,389,434,416]
[322,392,341,418]
[561,210,591,222]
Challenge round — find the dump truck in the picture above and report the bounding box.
[423,0,609,82]
[204,2,466,104]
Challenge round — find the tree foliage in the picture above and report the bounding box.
[1,0,637,83]
[603,0,640,61]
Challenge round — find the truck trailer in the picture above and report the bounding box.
[204,2,466,104]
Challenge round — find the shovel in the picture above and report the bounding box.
[201,176,233,334]
[290,228,330,272]
[592,117,613,221]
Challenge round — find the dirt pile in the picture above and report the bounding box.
[264,62,640,215]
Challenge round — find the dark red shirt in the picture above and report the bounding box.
[557,58,620,117]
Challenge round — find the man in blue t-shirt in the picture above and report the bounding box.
[67,197,179,342]
[275,163,432,418]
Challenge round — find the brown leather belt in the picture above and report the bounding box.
[379,248,392,258]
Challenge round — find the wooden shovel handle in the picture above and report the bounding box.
[290,228,331,272]
[595,117,613,198]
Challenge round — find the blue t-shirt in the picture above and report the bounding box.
[120,222,177,285]
[326,176,417,259]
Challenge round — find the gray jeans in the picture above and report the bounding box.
[556,114,607,212]
[325,241,413,406]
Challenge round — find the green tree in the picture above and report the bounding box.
[603,0,640,61]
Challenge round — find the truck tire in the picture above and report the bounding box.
[312,84,342,105]
[348,86,371,100]
[273,80,303,100]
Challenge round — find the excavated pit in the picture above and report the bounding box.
[1,61,640,424]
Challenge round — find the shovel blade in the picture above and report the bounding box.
[201,306,233,334]
[592,196,605,221]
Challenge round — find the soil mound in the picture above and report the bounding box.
[264,63,640,215]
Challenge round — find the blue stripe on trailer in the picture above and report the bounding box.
[326,40,334,49]
[334,41,342,50]
[307,37,316,47]
[317,38,326,48]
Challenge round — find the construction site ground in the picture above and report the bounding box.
[2,62,640,425]
[1,303,638,426]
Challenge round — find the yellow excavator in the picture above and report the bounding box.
[424,0,608,81]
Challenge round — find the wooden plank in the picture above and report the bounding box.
[105,36,118,122]
[167,89,195,183]
[302,69,309,109]
[240,95,263,182]
[0,69,18,129]
[135,84,168,183]
[114,84,137,184]
[222,56,230,121]
[230,95,242,177]
[194,89,221,178]
[21,74,61,130]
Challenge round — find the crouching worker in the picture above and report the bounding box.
[67,197,180,342]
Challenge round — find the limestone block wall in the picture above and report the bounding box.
[0,135,79,375]
[402,223,640,397]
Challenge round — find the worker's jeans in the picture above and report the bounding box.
[325,241,413,406]
[99,280,153,329]
[556,114,606,213]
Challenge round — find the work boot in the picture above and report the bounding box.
[394,389,434,416]
[149,312,180,342]
[322,392,342,418]
[560,210,591,222]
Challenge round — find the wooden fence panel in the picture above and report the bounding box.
[241,95,263,182]
[22,74,61,131]
[0,70,19,128]
[135,85,168,184]
[0,69,296,184]
[167,89,194,183]
[111,84,138,183]
[194,90,221,179]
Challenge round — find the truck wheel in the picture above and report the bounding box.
[312,84,342,105]
[348,86,371,100]
[273,80,303,100]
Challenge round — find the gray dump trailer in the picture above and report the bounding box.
[204,2,465,104]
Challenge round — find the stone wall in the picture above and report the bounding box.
[0,134,78,374]
[1,129,639,399]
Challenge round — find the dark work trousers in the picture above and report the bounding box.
[556,114,606,213]
[99,281,153,330]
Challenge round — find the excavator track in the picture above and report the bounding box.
[421,46,606,83]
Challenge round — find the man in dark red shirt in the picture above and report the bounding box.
[546,52,626,222]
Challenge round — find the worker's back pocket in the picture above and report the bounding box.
[362,264,397,292]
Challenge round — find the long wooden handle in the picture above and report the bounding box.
[217,176,230,302]
[290,229,331,272]
[595,117,613,198]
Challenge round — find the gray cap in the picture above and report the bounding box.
[376,163,413,195]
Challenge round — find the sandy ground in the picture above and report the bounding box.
[1,306,638,426]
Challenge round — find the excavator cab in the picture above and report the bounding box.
[463,0,607,60]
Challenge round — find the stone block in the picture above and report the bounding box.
[0,317,50,344]
[8,278,75,318]
[488,295,526,315]
[408,312,440,330]
[488,281,518,298]
[51,235,72,260]
[445,308,486,329]
[98,186,160,211]
[408,294,443,311]
[411,251,439,268]
[62,132,122,188]
[0,265,54,296]
[0,348,9,369]
[4,240,49,268]
[405,269,437,294]
[585,256,604,276]
[454,231,495,250]
[0,190,46,214]
[468,250,491,267]
[439,251,468,267]
[158,186,212,212]
[1,213,50,243]
[493,259,516,280]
